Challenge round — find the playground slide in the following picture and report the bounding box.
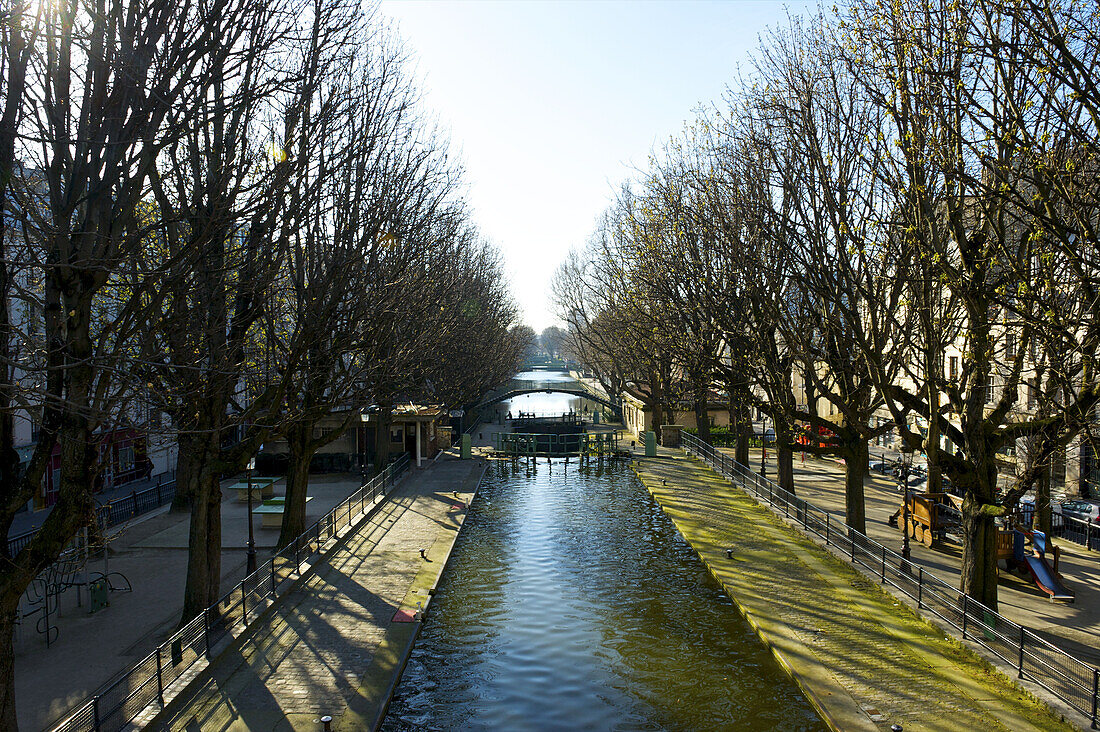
[1023,555,1075,602]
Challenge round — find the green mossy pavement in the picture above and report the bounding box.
[632,451,1077,732]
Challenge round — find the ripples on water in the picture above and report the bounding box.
[381,458,825,731]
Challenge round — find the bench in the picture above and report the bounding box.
[232,478,277,502]
[252,497,312,528]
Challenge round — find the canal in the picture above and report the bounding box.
[381,374,825,731]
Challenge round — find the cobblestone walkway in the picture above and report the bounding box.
[632,451,1073,732]
[149,455,485,732]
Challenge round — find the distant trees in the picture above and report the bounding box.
[558,0,1100,612]
[0,0,523,726]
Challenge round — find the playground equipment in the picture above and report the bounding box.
[889,491,962,547]
[1000,526,1075,602]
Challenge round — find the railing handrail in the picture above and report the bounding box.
[49,455,411,732]
[678,431,1099,730]
[8,471,179,557]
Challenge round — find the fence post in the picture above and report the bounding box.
[241,584,248,625]
[1086,664,1095,726]
[880,546,886,583]
[850,531,856,562]
[962,595,969,639]
[156,645,165,707]
[295,538,300,576]
[1018,626,1026,679]
[93,696,101,732]
[917,568,923,609]
[1091,667,1098,730]
[825,513,831,546]
[271,558,277,595]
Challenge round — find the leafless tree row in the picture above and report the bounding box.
[554,0,1100,612]
[0,0,525,725]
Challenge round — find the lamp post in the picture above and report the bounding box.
[246,454,257,574]
[899,447,913,562]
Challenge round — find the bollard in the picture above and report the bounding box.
[321,715,333,731]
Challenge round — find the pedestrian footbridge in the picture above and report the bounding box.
[474,377,621,417]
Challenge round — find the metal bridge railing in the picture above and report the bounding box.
[679,431,1099,729]
[50,454,411,732]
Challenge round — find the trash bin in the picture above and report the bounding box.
[89,577,109,613]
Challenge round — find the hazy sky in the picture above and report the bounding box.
[380,0,816,332]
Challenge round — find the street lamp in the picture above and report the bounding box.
[899,446,913,562]
[246,450,259,574]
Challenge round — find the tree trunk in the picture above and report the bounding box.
[179,433,223,625]
[960,495,999,612]
[171,431,204,513]
[0,611,16,731]
[844,439,868,535]
[279,426,314,548]
[734,398,751,466]
[1032,461,1052,535]
[777,435,795,494]
[925,372,943,494]
[693,391,711,446]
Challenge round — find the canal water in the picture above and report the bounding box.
[380,375,824,731]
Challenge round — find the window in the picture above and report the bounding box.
[948,356,958,381]
[985,375,995,404]
[1027,379,1038,409]
[390,426,403,443]
[1005,332,1016,358]
[118,446,135,472]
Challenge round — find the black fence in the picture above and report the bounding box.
[7,473,178,558]
[50,455,410,732]
[680,432,1099,730]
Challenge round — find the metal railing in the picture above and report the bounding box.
[679,431,1099,729]
[50,455,410,732]
[8,472,178,558]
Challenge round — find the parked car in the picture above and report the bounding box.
[1018,497,1065,529]
[1059,499,1100,524]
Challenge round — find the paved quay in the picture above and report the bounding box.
[147,452,485,732]
[631,447,1075,732]
[18,473,365,731]
[735,446,1100,669]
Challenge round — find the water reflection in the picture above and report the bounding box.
[381,458,825,731]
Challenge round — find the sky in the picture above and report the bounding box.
[380,0,818,333]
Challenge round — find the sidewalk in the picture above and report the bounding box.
[8,469,176,541]
[16,473,370,731]
[738,446,1100,669]
[631,446,1073,732]
[146,452,485,731]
